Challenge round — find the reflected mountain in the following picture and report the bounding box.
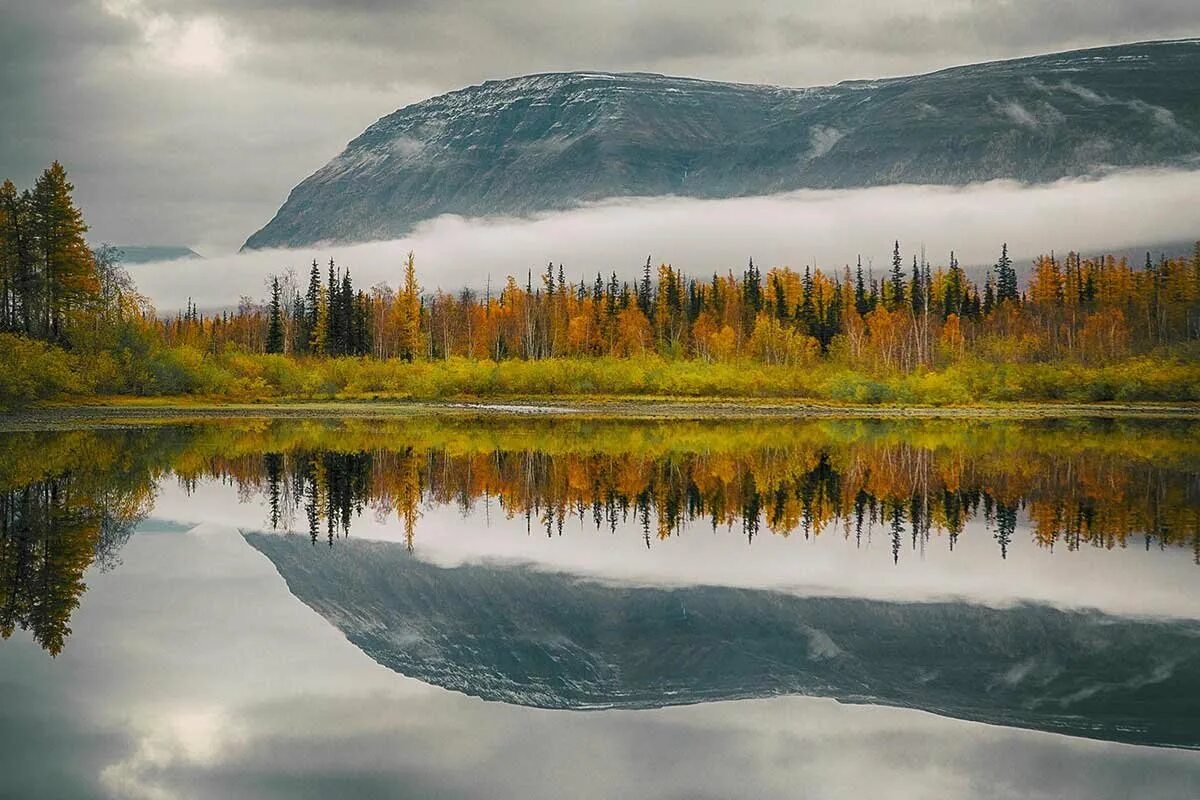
[246,533,1200,749]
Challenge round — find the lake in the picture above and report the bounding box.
[1,414,1198,798]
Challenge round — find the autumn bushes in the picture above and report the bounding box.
[3,333,1199,408]
[0,333,89,404]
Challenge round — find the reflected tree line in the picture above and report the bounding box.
[1,419,1197,655]
[0,431,159,655]
[225,437,1200,565]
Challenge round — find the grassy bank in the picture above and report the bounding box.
[3,340,1200,410]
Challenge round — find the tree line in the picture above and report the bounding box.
[165,242,1200,371]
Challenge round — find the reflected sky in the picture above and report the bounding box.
[1,523,1197,800]
[156,477,1200,620]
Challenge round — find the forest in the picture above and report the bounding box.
[2,162,1200,406]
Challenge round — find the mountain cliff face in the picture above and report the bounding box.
[245,533,1200,748]
[243,39,1200,250]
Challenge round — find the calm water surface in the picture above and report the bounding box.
[1,416,1198,799]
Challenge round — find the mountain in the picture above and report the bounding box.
[245,533,1200,749]
[243,39,1200,250]
[110,245,202,264]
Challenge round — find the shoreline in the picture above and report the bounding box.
[2,397,1199,429]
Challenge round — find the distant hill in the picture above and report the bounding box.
[110,245,202,264]
[246,532,1200,749]
[244,39,1200,250]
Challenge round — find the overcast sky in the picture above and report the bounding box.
[4,0,1200,255]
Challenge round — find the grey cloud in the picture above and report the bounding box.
[780,0,1200,63]
[4,0,1200,252]
[95,691,1200,800]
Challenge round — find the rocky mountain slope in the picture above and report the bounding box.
[243,39,1200,250]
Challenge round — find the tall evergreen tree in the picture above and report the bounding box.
[305,259,321,353]
[266,276,284,354]
[889,240,905,310]
[854,255,868,315]
[340,268,354,355]
[326,259,339,355]
[910,254,923,316]
[996,243,1018,304]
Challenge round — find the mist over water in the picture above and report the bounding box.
[129,168,1200,311]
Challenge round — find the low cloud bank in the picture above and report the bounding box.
[129,168,1200,311]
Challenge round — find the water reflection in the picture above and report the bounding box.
[0,430,156,654]
[200,418,1200,563]
[1,416,1198,657]
[247,531,1200,748]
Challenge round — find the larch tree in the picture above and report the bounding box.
[400,251,421,361]
[29,162,97,343]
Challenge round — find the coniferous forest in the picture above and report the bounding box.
[2,163,1199,406]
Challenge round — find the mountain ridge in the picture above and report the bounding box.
[243,38,1200,250]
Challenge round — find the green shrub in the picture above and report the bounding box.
[0,333,90,407]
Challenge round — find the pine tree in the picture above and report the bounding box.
[305,259,321,353]
[340,269,354,355]
[889,240,905,310]
[823,279,842,352]
[638,256,653,318]
[996,243,1018,304]
[773,274,788,321]
[799,266,816,336]
[944,251,965,320]
[326,259,339,355]
[743,258,762,313]
[854,255,868,315]
[289,288,305,355]
[266,276,284,354]
[910,254,923,316]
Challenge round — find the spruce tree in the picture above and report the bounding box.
[340,269,353,355]
[996,243,1018,304]
[910,254,923,315]
[326,259,339,355]
[289,289,304,355]
[889,240,905,310]
[305,259,321,353]
[638,256,653,317]
[266,276,284,354]
[854,255,867,315]
[799,266,816,335]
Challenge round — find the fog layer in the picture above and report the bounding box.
[128,168,1200,310]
